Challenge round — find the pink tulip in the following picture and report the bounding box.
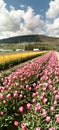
[50,106,54,112]
[19,106,24,113]
[41,111,47,118]
[0,111,4,116]
[56,117,59,123]
[43,83,48,88]
[1,87,5,91]
[43,87,46,92]
[42,108,46,112]
[19,94,23,99]
[3,100,6,105]
[43,98,47,104]
[40,96,43,101]
[13,91,18,98]
[53,90,58,95]
[32,98,36,103]
[15,83,19,87]
[33,83,36,88]
[6,94,11,99]
[49,128,55,130]
[55,114,59,119]
[49,85,53,91]
[14,121,19,126]
[48,79,52,85]
[0,93,3,100]
[53,100,57,106]
[46,116,51,122]
[26,85,29,90]
[26,103,31,110]
[36,127,41,130]
[35,103,41,112]
[21,123,27,130]
[29,87,32,90]
[55,94,59,100]
[42,92,46,97]
[55,114,59,123]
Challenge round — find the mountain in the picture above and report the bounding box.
[0,35,59,51]
[0,34,59,44]
[0,35,42,43]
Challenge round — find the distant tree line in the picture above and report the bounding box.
[24,43,52,51]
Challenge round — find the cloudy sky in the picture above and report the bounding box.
[0,0,59,39]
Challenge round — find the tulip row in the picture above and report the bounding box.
[0,51,46,70]
[19,52,59,130]
[0,52,59,130]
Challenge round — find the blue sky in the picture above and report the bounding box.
[0,0,59,38]
[4,0,50,17]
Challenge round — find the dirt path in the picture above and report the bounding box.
[55,52,59,61]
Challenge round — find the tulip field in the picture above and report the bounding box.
[0,51,59,130]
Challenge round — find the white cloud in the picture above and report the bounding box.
[45,17,59,37]
[45,0,59,37]
[0,0,6,10]
[46,0,59,18]
[0,0,44,39]
[0,0,59,38]
[23,7,44,33]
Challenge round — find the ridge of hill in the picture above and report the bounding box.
[0,34,59,44]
